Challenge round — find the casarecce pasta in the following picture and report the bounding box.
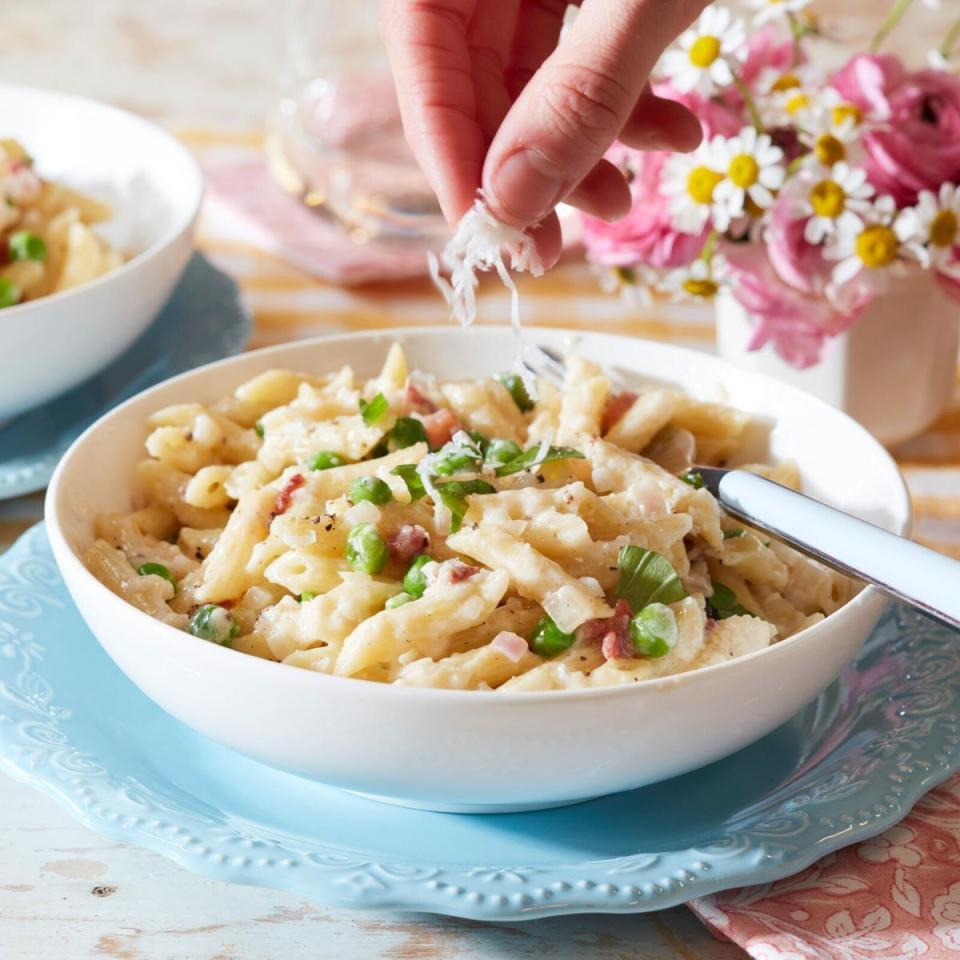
[85,344,852,691]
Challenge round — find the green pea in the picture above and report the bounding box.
[402,554,432,599]
[8,230,46,262]
[529,616,576,658]
[0,277,20,309]
[484,438,522,467]
[255,421,265,439]
[299,591,317,602]
[310,451,348,471]
[386,592,414,610]
[496,373,534,412]
[348,475,393,506]
[629,602,679,658]
[346,522,389,574]
[188,604,238,645]
[137,562,177,594]
[388,416,428,450]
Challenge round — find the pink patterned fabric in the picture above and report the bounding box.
[689,774,960,959]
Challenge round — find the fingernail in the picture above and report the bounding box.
[491,148,569,224]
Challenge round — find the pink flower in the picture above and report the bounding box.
[831,56,960,205]
[581,147,707,270]
[723,243,872,368]
[766,186,830,297]
[738,26,798,89]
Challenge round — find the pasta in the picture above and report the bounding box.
[0,139,123,308]
[85,345,852,691]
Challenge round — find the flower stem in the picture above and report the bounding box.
[941,15,960,58]
[869,0,914,53]
[732,72,764,132]
[786,11,804,66]
[701,229,719,265]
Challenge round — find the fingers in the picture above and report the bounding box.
[379,0,484,222]
[619,86,702,152]
[565,159,633,221]
[503,0,572,100]
[482,0,708,227]
[464,0,521,143]
[529,210,563,268]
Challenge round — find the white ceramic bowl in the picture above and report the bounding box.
[46,328,910,813]
[0,84,203,420]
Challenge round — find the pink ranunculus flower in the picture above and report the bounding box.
[581,146,707,270]
[723,243,873,369]
[829,53,906,119]
[765,185,829,297]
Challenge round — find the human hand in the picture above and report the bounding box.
[380,0,708,267]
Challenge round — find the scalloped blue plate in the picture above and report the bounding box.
[0,253,250,500]
[1,524,959,920]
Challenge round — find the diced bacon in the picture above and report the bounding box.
[601,391,638,433]
[273,473,305,515]
[491,631,529,662]
[449,563,479,583]
[388,524,430,564]
[580,598,633,661]
[406,383,437,414]
[422,408,460,449]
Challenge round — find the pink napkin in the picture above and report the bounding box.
[689,774,960,959]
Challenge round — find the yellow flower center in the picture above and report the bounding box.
[686,166,724,205]
[728,154,760,189]
[683,277,719,298]
[832,103,863,127]
[786,92,811,115]
[814,134,846,167]
[689,35,721,68]
[856,225,899,268]
[930,210,959,248]
[809,180,846,219]
[771,72,801,93]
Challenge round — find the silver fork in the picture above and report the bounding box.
[520,342,566,388]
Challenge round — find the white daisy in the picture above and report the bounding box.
[661,139,727,235]
[660,257,722,301]
[798,103,862,172]
[660,6,746,96]
[826,195,903,288]
[712,127,786,227]
[746,0,811,27]
[798,163,875,245]
[896,182,960,267]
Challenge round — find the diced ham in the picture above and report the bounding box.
[422,408,460,449]
[449,563,479,583]
[273,473,305,515]
[491,631,529,662]
[580,598,633,661]
[388,524,430,564]
[406,383,437,414]
[601,391,638,434]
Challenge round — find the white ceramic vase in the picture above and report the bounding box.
[715,272,960,447]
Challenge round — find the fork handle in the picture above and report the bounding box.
[711,469,960,631]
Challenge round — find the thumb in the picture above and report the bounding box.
[482,0,706,227]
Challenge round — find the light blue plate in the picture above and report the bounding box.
[0,253,250,500]
[1,524,959,921]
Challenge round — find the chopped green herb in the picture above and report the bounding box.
[468,431,490,454]
[403,554,432,599]
[359,392,389,426]
[8,230,46,262]
[433,479,495,532]
[348,475,393,506]
[254,421,265,439]
[680,469,704,489]
[386,592,414,610]
[529,616,576,657]
[495,445,586,478]
[706,581,754,620]
[391,463,426,501]
[496,373,534,412]
[299,591,317,602]
[188,604,237,645]
[723,528,746,540]
[137,562,176,594]
[629,602,679,658]
[387,416,428,450]
[0,277,20,309]
[484,438,523,468]
[615,546,687,612]
[432,435,484,476]
[346,522,389,574]
[309,451,348,471]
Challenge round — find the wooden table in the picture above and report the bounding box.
[1,2,955,957]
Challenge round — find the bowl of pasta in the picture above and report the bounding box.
[0,84,202,420]
[45,327,910,812]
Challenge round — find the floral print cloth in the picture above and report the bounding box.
[690,775,960,959]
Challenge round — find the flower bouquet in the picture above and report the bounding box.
[581,1,960,442]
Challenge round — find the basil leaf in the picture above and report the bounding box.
[496,373,534,412]
[723,528,746,540]
[432,434,483,476]
[615,545,687,612]
[680,469,704,489]
[495,445,585,478]
[387,416,428,450]
[433,479,495,532]
[391,464,426,502]
[359,392,389,426]
[706,581,754,620]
